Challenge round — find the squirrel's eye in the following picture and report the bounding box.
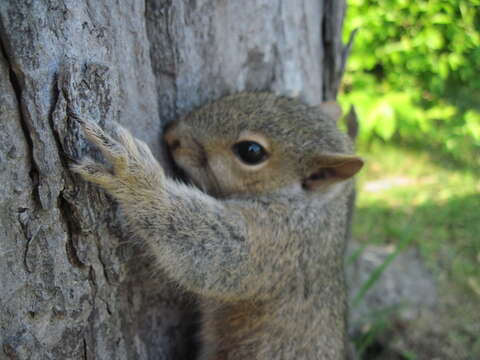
[233,141,268,165]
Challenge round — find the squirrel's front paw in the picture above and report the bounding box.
[70,114,164,197]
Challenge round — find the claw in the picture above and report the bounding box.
[70,157,116,188]
[68,113,163,191]
[112,125,140,159]
[62,150,79,164]
[73,116,129,173]
[67,109,89,127]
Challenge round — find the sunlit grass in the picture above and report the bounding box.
[353,142,480,295]
[352,142,480,357]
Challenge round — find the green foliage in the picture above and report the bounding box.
[341,0,480,167]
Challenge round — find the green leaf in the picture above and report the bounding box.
[372,101,396,140]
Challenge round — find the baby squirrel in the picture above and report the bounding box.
[71,92,363,360]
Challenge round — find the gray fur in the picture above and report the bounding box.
[71,93,363,359]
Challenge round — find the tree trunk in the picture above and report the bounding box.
[0,1,348,358]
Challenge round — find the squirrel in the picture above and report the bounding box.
[70,92,363,360]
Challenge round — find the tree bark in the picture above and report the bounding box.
[0,1,348,358]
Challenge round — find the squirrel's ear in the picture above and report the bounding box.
[303,154,363,191]
[320,101,343,121]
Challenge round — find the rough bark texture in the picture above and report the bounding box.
[0,1,347,358]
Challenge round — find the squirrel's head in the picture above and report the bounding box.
[164,93,363,198]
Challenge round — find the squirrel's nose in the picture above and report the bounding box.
[164,123,181,152]
[163,122,205,166]
[166,136,181,152]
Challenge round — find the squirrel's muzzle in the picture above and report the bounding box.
[164,122,207,169]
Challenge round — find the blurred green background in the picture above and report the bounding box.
[340,0,480,358]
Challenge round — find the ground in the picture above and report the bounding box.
[351,142,480,359]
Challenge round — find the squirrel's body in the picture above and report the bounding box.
[199,193,349,360]
[193,186,349,359]
[72,93,362,359]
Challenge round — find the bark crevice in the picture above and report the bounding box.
[59,194,87,269]
[0,30,41,207]
[321,0,346,100]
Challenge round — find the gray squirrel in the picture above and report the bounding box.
[71,92,363,359]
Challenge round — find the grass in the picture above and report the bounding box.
[351,141,480,358]
[354,142,480,293]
